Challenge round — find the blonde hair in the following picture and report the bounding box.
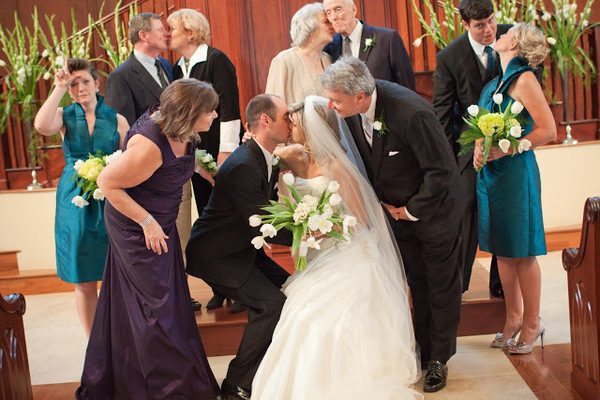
[513,23,549,68]
[167,9,211,45]
[290,100,340,152]
[152,79,218,141]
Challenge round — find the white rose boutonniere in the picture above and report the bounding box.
[363,34,376,52]
[373,111,389,137]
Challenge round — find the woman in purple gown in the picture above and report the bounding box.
[76,79,220,399]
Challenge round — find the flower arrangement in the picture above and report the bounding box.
[71,150,122,207]
[533,0,599,81]
[195,149,218,174]
[457,94,531,171]
[494,0,538,25]
[363,34,376,51]
[411,0,464,50]
[249,173,356,270]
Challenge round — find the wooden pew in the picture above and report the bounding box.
[0,293,32,400]
[563,196,600,400]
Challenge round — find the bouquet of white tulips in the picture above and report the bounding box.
[71,150,122,208]
[458,94,532,172]
[249,173,356,271]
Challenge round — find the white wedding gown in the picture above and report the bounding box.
[252,176,422,400]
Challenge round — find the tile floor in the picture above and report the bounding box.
[24,251,570,398]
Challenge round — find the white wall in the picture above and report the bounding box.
[1,141,599,271]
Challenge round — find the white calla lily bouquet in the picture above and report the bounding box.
[458,94,531,172]
[249,173,356,271]
[71,150,122,208]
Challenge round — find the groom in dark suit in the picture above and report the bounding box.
[322,58,463,393]
[186,94,292,400]
[322,0,415,91]
[433,0,509,296]
[105,13,173,126]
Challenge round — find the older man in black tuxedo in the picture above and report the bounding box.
[322,0,415,90]
[433,0,509,296]
[106,13,173,126]
[322,57,463,393]
[186,94,293,400]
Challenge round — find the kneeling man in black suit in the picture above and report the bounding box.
[322,57,463,393]
[186,94,293,400]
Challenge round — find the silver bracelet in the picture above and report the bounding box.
[139,214,154,229]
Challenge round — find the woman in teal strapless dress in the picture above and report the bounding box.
[34,59,129,337]
[474,24,556,355]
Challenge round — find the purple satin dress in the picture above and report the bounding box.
[77,110,219,400]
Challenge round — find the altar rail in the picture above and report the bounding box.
[0,0,598,189]
[563,196,600,400]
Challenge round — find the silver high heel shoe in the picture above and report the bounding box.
[509,318,546,355]
[491,321,522,348]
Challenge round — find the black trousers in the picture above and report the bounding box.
[390,221,462,364]
[206,252,289,390]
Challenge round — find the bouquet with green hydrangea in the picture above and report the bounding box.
[458,94,531,172]
[71,150,122,207]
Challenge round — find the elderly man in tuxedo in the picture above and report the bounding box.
[105,13,173,126]
[186,94,293,400]
[322,57,463,393]
[433,0,509,297]
[322,0,415,90]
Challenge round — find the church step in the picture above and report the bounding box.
[0,250,20,276]
[0,269,73,295]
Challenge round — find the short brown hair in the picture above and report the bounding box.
[152,79,219,141]
[245,94,280,131]
[129,13,161,45]
[67,58,99,81]
[167,9,211,45]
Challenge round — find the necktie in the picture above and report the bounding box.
[361,114,373,146]
[343,37,352,58]
[155,59,169,88]
[484,46,495,74]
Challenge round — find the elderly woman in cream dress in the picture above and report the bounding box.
[266,2,335,104]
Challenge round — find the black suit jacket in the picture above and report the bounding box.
[105,52,174,126]
[324,20,416,91]
[186,139,291,288]
[347,80,462,238]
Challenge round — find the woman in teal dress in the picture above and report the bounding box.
[475,24,556,355]
[34,59,129,337]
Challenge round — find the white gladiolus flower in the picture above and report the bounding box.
[518,139,532,153]
[493,94,503,105]
[510,101,524,114]
[467,105,479,117]
[563,4,571,14]
[442,21,448,27]
[43,72,51,80]
[55,56,64,66]
[329,193,342,206]
[73,159,85,171]
[327,180,340,193]
[283,172,295,186]
[373,121,383,131]
[260,223,277,238]
[0,60,6,67]
[248,214,262,227]
[251,236,265,249]
[495,11,502,19]
[413,38,422,47]
[498,139,511,153]
[510,125,522,138]
[570,3,577,12]
[105,150,122,164]
[78,47,85,57]
[121,46,129,54]
[71,196,89,208]
[92,188,105,201]
[541,12,551,21]
[42,49,49,58]
[547,37,557,45]
[582,19,589,27]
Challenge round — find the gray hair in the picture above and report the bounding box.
[321,57,375,96]
[290,3,324,47]
[129,13,161,45]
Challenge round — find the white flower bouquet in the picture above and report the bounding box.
[71,150,122,207]
[249,173,356,271]
[195,149,218,174]
[458,94,531,172]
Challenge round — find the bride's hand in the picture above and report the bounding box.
[143,219,169,255]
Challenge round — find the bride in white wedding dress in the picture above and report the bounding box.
[251,96,421,399]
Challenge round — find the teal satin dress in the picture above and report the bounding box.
[55,95,119,283]
[477,57,547,258]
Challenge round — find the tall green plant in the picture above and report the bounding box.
[412,0,465,49]
[494,0,538,24]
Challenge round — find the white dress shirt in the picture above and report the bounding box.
[133,49,164,87]
[467,32,496,70]
[255,141,275,181]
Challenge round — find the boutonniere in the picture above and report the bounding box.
[373,111,389,136]
[272,156,281,169]
[363,34,376,52]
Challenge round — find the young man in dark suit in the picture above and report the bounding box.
[433,0,507,296]
[322,0,416,91]
[322,57,463,393]
[105,13,173,126]
[186,94,293,400]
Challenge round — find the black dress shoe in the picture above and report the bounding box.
[230,302,248,314]
[424,360,447,392]
[206,294,226,310]
[191,298,202,311]
[221,381,251,400]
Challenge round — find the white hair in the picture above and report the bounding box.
[290,3,324,47]
[322,57,375,96]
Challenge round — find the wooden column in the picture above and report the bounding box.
[563,196,600,400]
